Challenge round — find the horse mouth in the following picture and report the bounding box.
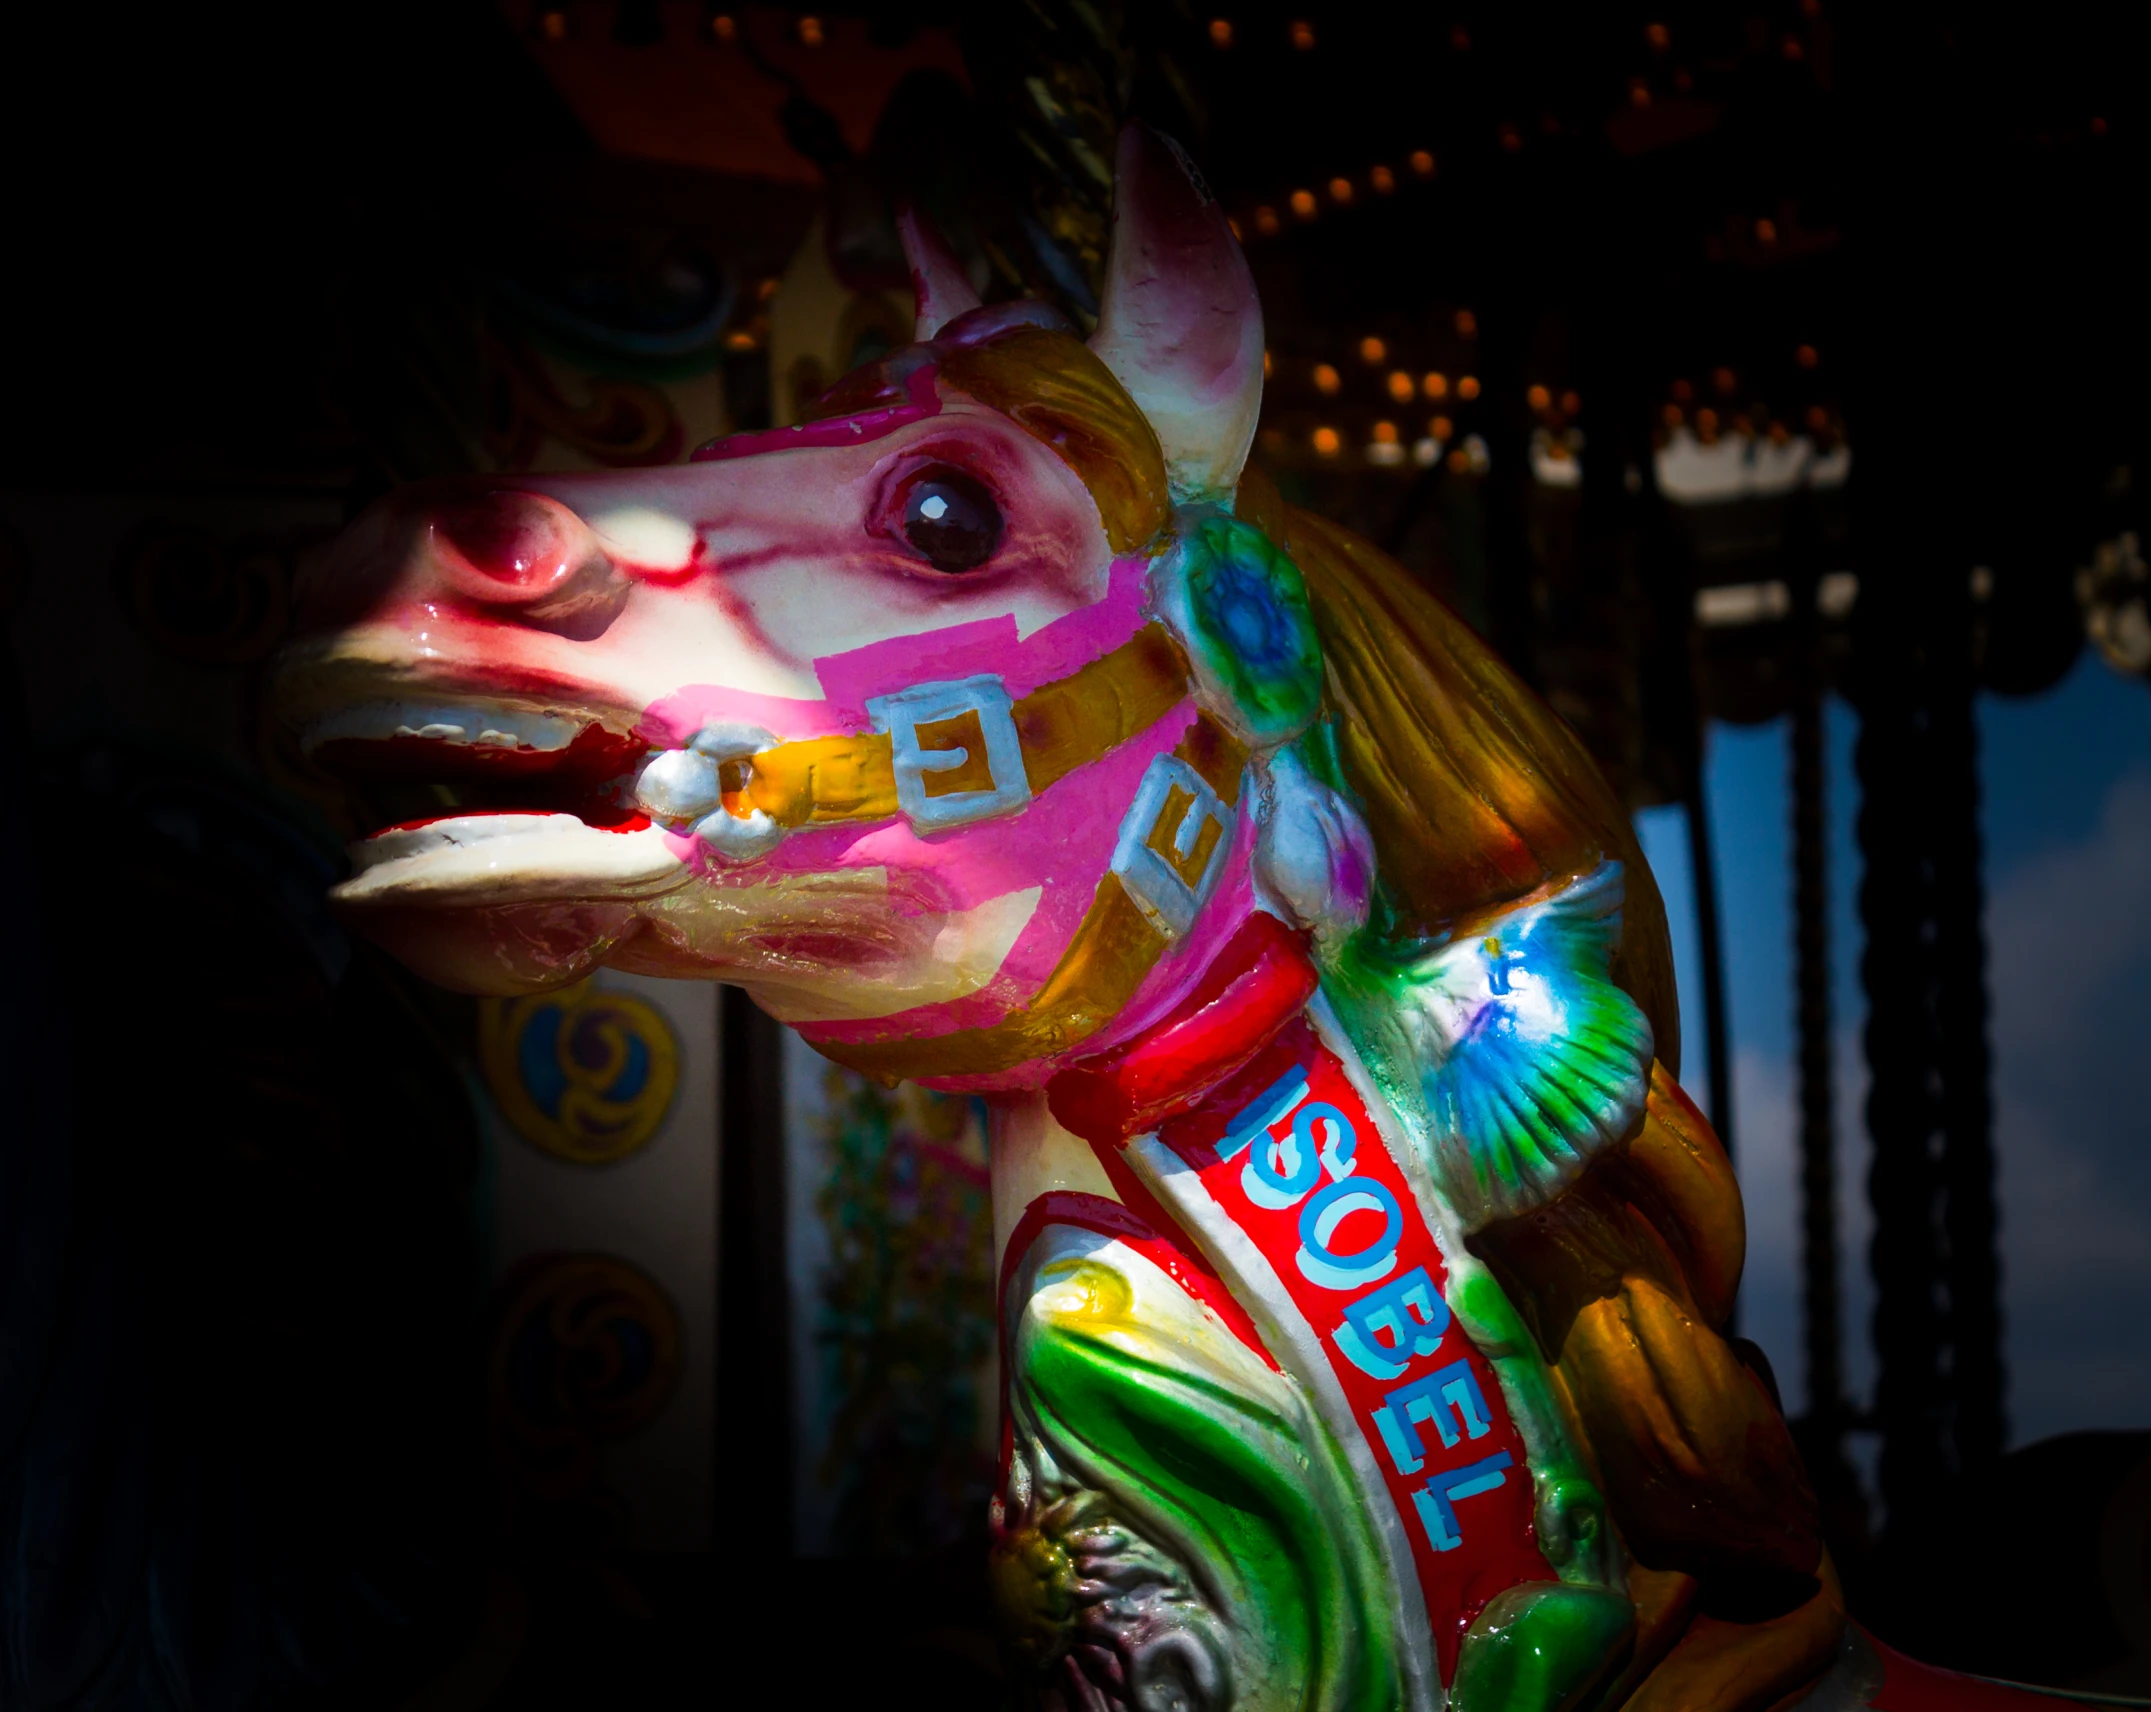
[295,692,688,910]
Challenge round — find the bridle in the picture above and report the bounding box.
[681,620,1251,1083]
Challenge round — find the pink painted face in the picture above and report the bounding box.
[272,127,1268,1084]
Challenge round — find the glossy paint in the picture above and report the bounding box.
[274,123,2075,1712]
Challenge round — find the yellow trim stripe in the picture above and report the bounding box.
[728,624,1191,832]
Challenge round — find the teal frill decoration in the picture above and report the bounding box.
[1400,863,1655,1228]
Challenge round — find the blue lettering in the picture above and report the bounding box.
[1243,1111,1321,1208]
[1217,1068,1308,1162]
[1331,1266,1449,1380]
[1295,1175,1402,1291]
[1370,1360,1492,1475]
[1411,1452,1514,1552]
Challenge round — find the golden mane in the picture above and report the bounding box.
[934,324,1679,1063]
[939,328,1172,558]
[811,322,1174,559]
[1235,466,1679,1065]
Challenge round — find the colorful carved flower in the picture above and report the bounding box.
[1176,516,1325,743]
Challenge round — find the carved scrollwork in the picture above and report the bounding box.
[997,1224,1403,1712]
[481,329,684,470]
[116,524,296,665]
[993,1461,1231,1712]
[487,1252,681,1530]
[478,979,680,1166]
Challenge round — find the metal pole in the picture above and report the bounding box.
[1790,679,1843,1438]
[1683,767,1737,1174]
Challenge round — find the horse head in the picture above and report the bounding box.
[275,127,1300,1095]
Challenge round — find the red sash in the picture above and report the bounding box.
[1125,1014,1556,1681]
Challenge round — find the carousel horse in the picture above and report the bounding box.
[272,126,2078,1712]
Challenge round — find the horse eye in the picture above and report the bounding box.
[900,469,1002,573]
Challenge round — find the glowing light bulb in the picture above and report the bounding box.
[1423,372,1449,400]
[1387,370,1416,404]
[1457,375,1481,400]
[1313,426,1341,455]
[1409,150,1436,176]
[1313,363,1342,395]
[1290,189,1318,220]
[1359,336,1386,365]
[1526,384,1552,411]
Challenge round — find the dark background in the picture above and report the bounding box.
[4,3,2149,1705]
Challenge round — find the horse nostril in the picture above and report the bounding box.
[431,491,583,600]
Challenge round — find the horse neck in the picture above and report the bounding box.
[985,1089,1116,1271]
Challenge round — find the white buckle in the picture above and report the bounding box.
[865,675,1032,833]
[1112,752,1234,939]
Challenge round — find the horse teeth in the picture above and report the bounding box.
[299,699,586,755]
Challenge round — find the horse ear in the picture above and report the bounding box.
[1089,124,1265,503]
[897,203,982,341]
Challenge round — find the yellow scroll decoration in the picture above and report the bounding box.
[479,979,681,1165]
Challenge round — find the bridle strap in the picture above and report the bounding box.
[803,710,1250,1085]
[725,624,1192,832]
